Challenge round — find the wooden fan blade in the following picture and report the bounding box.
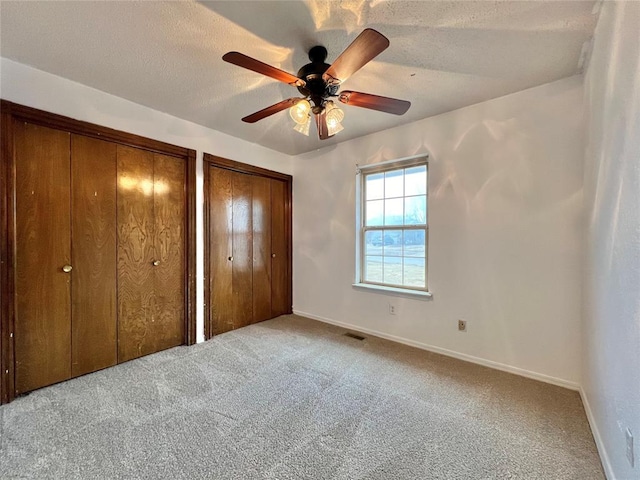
[242,98,305,123]
[315,111,332,140]
[339,91,411,115]
[323,29,389,84]
[223,52,305,87]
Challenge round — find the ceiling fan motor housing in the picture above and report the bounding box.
[296,45,338,110]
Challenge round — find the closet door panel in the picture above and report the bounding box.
[71,135,118,376]
[152,153,185,351]
[232,171,253,329]
[271,179,289,317]
[209,166,234,335]
[117,145,155,362]
[14,122,71,394]
[252,175,272,323]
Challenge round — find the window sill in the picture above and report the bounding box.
[352,283,433,300]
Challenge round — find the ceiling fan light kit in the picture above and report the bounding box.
[223,28,411,141]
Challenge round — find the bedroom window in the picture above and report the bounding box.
[356,156,429,294]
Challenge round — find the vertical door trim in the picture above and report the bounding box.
[203,154,293,340]
[203,160,211,340]
[0,100,197,404]
[285,175,293,318]
[0,104,16,404]
[185,150,197,345]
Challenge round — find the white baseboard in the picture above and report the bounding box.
[580,387,615,480]
[293,309,580,391]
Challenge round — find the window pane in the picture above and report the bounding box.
[364,230,384,255]
[383,229,403,256]
[365,256,383,283]
[405,166,426,196]
[384,198,403,226]
[403,230,426,257]
[365,172,384,200]
[404,257,425,287]
[404,195,426,225]
[360,160,428,291]
[383,256,403,285]
[366,200,383,226]
[384,170,404,198]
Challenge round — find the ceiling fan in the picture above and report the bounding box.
[222,28,411,140]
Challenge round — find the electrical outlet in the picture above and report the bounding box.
[458,320,467,332]
[388,303,396,315]
[626,428,634,468]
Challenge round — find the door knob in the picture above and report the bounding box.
[152,260,160,266]
[62,265,72,273]
[271,253,276,258]
[228,256,234,262]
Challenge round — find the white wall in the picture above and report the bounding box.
[582,2,640,478]
[293,75,586,387]
[0,58,294,343]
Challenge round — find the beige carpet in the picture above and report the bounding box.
[0,314,604,479]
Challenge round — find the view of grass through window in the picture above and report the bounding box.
[362,163,427,289]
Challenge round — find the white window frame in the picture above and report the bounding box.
[353,154,431,298]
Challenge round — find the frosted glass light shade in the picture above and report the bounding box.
[325,101,344,136]
[290,100,311,124]
[325,101,344,124]
[294,115,311,136]
[326,120,344,136]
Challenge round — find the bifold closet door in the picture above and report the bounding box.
[252,175,272,323]
[14,125,119,392]
[152,153,186,351]
[6,108,193,400]
[232,171,253,329]
[270,179,288,317]
[117,146,155,362]
[209,166,234,335]
[117,146,185,362]
[71,135,117,377]
[14,122,72,394]
[208,167,257,334]
[207,163,290,337]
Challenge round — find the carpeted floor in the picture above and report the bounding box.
[0,314,604,479]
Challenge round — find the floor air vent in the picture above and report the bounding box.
[344,332,366,341]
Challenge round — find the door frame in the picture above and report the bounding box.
[0,100,197,404]
[203,154,293,340]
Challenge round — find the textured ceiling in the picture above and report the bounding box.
[0,1,597,155]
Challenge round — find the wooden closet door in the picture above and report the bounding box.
[209,166,234,335]
[252,175,272,323]
[117,145,155,362]
[14,122,71,394]
[71,135,117,377]
[152,153,185,352]
[271,179,289,317]
[232,171,253,328]
[204,158,291,338]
